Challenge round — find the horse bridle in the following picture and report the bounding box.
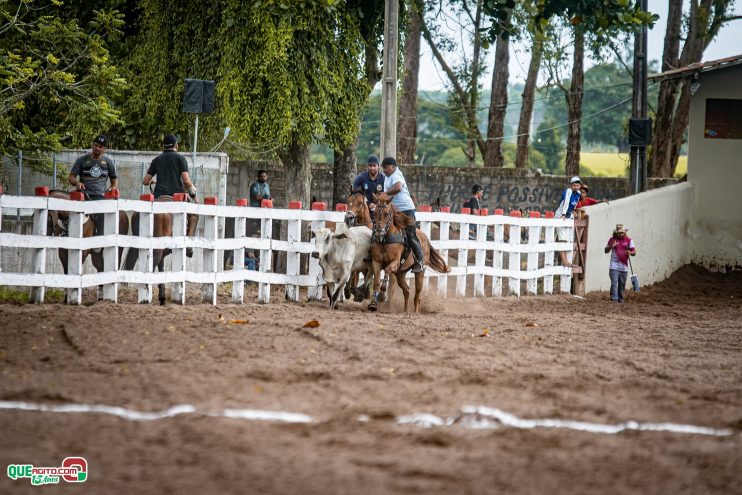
[371,202,394,243]
[345,192,366,227]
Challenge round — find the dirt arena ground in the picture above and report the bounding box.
[1,264,741,494]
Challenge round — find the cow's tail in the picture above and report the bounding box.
[428,245,450,273]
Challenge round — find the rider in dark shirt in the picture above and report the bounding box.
[143,134,197,199]
[352,154,385,211]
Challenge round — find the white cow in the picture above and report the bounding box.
[312,223,372,309]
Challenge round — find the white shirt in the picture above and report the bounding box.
[383,168,415,211]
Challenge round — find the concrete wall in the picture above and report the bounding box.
[227,160,676,212]
[584,183,694,293]
[1,149,229,204]
[687,64,742,271]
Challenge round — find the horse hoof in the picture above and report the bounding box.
[367,302,377,311]
[186,248,194,258]
[159,300,166,306]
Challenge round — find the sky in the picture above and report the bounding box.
[416,1,742,90]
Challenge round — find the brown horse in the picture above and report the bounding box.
[48,190,130,298]
[124,195,199,305]
[344,191,373,229]
[368,197,450,313]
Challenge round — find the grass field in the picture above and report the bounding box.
[579,152,688,178]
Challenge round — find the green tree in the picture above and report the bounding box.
[532,117,562,173]
[1,1,126,167]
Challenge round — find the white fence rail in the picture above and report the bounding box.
[0,194,573,305]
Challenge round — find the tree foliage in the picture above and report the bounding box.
[1,0,126,163]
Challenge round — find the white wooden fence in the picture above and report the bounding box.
[0,192,573,305]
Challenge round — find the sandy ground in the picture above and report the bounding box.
[1,264,741,494]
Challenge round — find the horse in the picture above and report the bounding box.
[47,190,130,299]
[368,197,450,313]
[344,191,373,229]
[124,195,199,305]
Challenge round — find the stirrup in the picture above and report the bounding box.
[411,260,424,273]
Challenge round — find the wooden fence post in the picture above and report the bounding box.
[66,191,85,305]
[232,198,248,304]
[171,193,188,305]
[559,220,574,294]
[137,194,154,304]
[508,211,522,297]
[29,187,49,303]
[527,212,541,295]
[286,200,302,302]
[474,209,488,297]
[457,208,470,298]
[543,212,555,294]
[101,189,120,302]
[307,202,327,301]
[202,197,219,304]
[258,199,273,304]
[492,209,504,297]
[437,207,450,297]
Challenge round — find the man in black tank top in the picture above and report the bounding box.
[143,134,197,199]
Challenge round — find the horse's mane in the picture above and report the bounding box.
[384,203,414,230]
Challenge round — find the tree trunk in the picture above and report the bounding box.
[650,0,731,177]
[649,0,682,177]
[333,138,358,208]
[277,135,311,273]
[515,33,543,169]
[564,27,584,177]
[484,33,510,168]
[397,0,422,165]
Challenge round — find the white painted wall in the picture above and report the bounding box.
[687,64,742,270]
[584,183,694,293]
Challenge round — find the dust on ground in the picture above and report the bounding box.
[1,264,741,494]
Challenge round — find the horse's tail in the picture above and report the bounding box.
[428,245,450,273]
[123,212,140,270]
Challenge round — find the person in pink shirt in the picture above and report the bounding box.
[604,224,636,302]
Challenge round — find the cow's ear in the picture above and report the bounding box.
[334,233,349,240]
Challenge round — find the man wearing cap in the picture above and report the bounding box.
[69,134,118,237]
[464,184,484,211]
[143,133,197,199]
[554,176,582,266]
[69,134,118,199]
[352,155,385,211]
[604,224,636,302]
[378,156,424,273]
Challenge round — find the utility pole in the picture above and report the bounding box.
[380,0,399,160]
[629,0,649,194]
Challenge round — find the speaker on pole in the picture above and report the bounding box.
[629,117,652,146]
[182,79,215,114]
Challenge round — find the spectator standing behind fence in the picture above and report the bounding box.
[605,224,636,303]
[142,134,197,199]
[249,169,271,207]
[68,134,118,236]
[352,155,384,212]
[554,176,582,267]
[463,184,484,212]
[576,184,607,209]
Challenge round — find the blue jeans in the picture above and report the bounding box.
[609,269,628,302]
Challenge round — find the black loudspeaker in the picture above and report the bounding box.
[182,79,216,114]
[629,117,652,146]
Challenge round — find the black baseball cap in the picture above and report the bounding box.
[93,134,108,147]
[381,156,397,167]
[472,184,483,193]
[367,154,380,165]
[163,133,178,148]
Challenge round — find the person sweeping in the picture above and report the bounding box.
[605,224,637,303]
